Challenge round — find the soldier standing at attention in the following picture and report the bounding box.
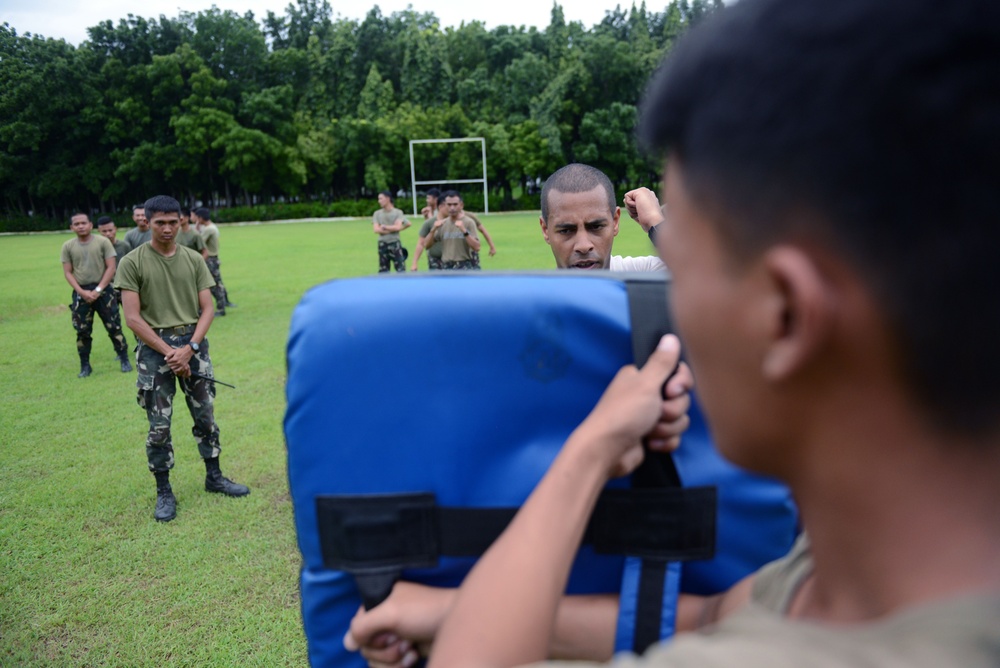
[61,213,132,377]
[424,190,481,270]
[116,195,250,523]
[123,204,151,250]
[96,216,132,306]
[373,190,411,273]
[177,207,208,259]
[191,207,233,316]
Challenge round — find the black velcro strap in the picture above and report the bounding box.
[625,277,671,370]
[316,487,716,608]
[633,559,669,654]
[585,487,716,561]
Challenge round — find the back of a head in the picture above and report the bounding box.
[640,0,1000,436]
[145,196,181,219]
[541,164,616,222]
[193,207,211,221]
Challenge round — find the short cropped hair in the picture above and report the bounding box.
[193,207,211,220]
[427,188,441,199]
[96,216,113,226]
[639,0,1000,436]
[540,164,616,222]
[144,196,181,219]
[181,207,191,217]
[132,204,144,212]
[441,190,462,202]
[379,190,394,202]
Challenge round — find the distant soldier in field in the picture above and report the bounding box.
[61,213,132,377]
[457,199,497,268]
[411,190,445,271]
[116,195,250,523]
[191,207,233,315]
[421,187,441,221]
[177,207,208,259]
[96,216,132,307]
[123,204,151,250]
[424,190,481,270]
[372,190,411,273]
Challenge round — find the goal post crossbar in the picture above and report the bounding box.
[409,137,489,216]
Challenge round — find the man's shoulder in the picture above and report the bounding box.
[60,237,77,251]
[610,255,667,272]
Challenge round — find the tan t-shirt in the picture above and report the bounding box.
[200,223,220,256]
[115,243,215,328]
[434,215,479,263]
[533,535,1000,667]
[374,207,408,244]
[60,235,115,285]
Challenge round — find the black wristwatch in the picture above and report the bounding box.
[462,231,470,237]
[189,341,201,353]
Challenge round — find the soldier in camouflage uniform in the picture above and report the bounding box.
[373,190,411,272]
[191,207,233,315]
[116,195,250,523]
[424,190,481,270]
[61,213,131,376]
[97,216,133,307]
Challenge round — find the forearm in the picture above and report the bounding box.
[550,594,618,661]
[98,263,116,291]
[429,438,608,668]
[465,235,481,252]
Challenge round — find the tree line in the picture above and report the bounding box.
[0,0,722,226]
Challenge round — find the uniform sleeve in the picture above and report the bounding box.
[59,241,71,265]
[99,237,116,260]
[115,253,140,291]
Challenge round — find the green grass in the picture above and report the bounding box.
[0,212,656,666]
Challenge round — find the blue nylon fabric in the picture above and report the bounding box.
[286,274,635,667]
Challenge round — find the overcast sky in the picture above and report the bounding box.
[1,0,651,46]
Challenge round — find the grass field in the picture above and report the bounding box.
[0,212,656,666]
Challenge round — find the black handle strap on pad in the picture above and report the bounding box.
[626,276,717,653]
[316,488,715,609]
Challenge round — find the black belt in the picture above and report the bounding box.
[154,325,196,336]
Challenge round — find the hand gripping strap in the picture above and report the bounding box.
[316,488,715,610]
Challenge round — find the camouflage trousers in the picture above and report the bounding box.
[70,286,128,361]
[471,250,481,269]
[427,256,443,271]
[136,326,221,472]
[378,240,407,273]
[442,260,479,270]
[205,256,229,309]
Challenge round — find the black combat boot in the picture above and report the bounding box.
[154,471,177,522]
[78,356,92,378]
[119,353,133,373]
[204,457,250,496]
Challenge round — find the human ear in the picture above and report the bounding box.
[760,246,833,381]
[539,217,551,244]
[612,207,621,237]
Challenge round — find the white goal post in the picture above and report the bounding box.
[409,137,489,216]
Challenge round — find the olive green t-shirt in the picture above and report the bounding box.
[200,223,220,256]
[374,207,408,244]
[60,235,116,285]
[418,218,443,259]
[177,228,206,253]
[115,243,215,328]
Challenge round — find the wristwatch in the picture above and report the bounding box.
[462,231,470,237]
[189,341,201,353]
[94,285,103,293]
